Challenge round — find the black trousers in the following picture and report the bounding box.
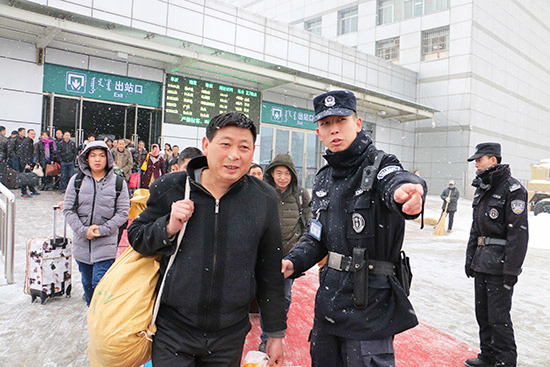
[474,272,516,366]
[152,313,251,367]
[310,326,395,367]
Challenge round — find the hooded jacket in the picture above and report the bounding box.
[63,141,130,264]
[264,154,311,255]
[128,156,286,334]
[285,130,427,340]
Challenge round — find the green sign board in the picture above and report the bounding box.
[165,74,261,127]
[43,63,162,107]
[261,101,316,131]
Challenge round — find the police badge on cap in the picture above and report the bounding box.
[313,90,357,122]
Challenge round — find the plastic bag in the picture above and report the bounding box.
[87,247,160,367]
[129,172,141,189]
[242,351,269,367]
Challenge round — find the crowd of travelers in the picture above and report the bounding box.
[0,125,202,196]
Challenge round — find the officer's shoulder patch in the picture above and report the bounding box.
[511,200,525,215]
[377,165,401,180]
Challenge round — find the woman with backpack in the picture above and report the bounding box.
[63,141,130,306]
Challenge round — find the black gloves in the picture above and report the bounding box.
[465,264,475,278]
[503,274,518,290]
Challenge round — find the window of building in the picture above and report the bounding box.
[377,0,449,25]
[304,17,322,35]
[338,6,358,35]
[376,37,400,63]
[421,26,449,61]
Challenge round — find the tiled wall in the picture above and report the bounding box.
[24,0,419,101]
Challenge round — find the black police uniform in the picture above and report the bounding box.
[285,90,427,367]
[465,144,528,367]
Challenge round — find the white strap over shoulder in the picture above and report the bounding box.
[150,176,191,329]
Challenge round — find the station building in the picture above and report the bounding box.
[3,0,447,191]
[222,0,550,197]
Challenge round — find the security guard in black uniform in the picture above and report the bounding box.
[282,90,427,366]
[464,142,528,367]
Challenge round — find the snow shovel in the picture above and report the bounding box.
[434,191,452,236]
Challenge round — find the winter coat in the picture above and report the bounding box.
[7,136,17,158]
[140,154,165,188]
[132,148,148,172]
[264,154,311,255]
[57,139,77,163]
[0,134,7,161]
[128,156,286,334]
[18,137,35,168]
[465,164,528,276]
[111,147,133,180]
[285,130,427,341]
[440,187,460,212]
[36,139,58,168]
[63,141,130,265]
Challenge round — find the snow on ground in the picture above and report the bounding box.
[0,192,549,366]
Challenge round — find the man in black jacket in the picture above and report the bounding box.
[281,90,426,367]
[128,112,286,367]
[57,131,77,192]
[464,143,528,367]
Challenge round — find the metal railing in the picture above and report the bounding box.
[0,183,15,284]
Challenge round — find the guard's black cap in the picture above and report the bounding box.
[313,90,356,122]
[467,142,501,161]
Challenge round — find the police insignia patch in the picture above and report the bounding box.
[511,200,525,215]
[352,213,366,233]
[324,95,336,107]
[489,208,499,219]
[316,190,327,198]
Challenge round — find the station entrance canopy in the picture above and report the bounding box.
[0,1,438,122]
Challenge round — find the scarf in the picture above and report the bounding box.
[323,130,372,179]
[41,138,54,162]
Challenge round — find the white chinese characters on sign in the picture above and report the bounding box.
[82,76,144,99]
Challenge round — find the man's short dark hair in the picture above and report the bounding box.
[248,163,263,174]
[18,127,25,133]
[486,154,502,164]
[178,147,203,166]
[0,125,5,132]
[88,134,95,139]
[28,129,35,134]
[206,112,257,143]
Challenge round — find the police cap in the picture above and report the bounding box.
[313,90,356,122]
[467,142,501,162]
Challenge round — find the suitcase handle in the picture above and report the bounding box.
[52,205,67,248]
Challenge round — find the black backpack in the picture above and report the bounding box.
[71,171,124,212]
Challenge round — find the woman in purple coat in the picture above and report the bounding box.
[140,144,165,188]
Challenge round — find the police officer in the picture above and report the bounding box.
[281,90,426,366]
[464,143,528,367]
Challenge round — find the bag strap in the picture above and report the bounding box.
[71,170,85,211]
[148,176,190,335]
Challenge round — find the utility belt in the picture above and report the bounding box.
[327,249,412,309]
[477,236,507,246]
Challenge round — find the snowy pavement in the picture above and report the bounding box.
[1,190,549,366]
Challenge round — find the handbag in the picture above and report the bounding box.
[88,177,190,367]
[45,162,61,176]
[16,172,39,187]
[32,164,44,177]
[128,172,141,189]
